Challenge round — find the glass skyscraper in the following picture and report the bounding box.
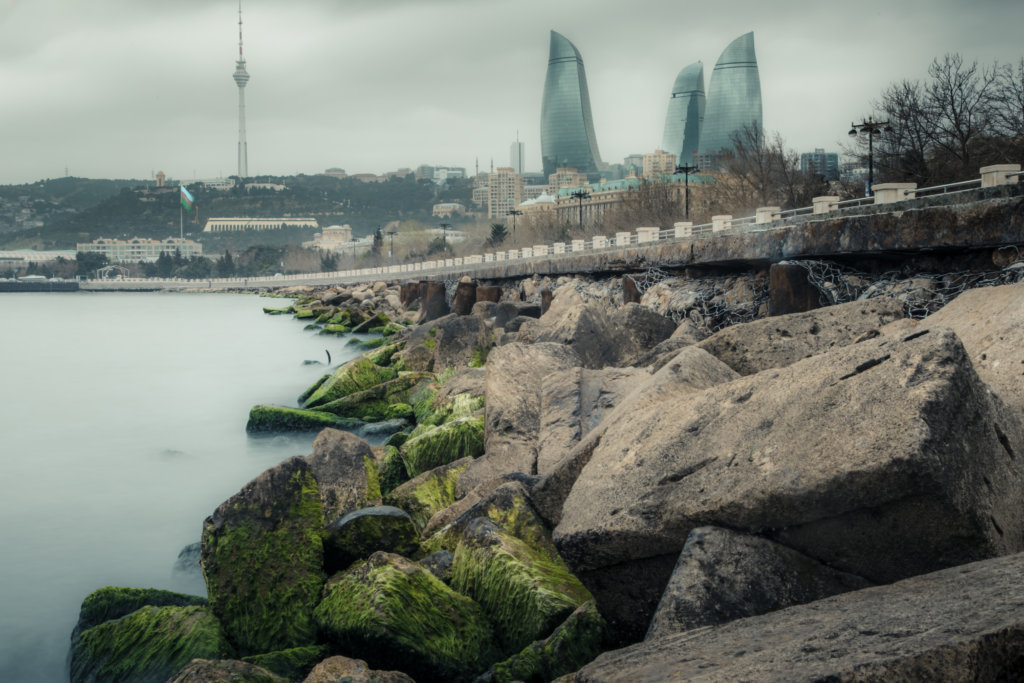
[541,31,604,178]
[700,32,762,156]
[661,61,705,167]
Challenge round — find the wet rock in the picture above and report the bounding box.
[646,526,872,641]
[422,479,548,555]
[304,428,379,520]
[419,550,455,583]
[323,506,420,573]
[401,416,485,479]
[245,405,362,434]
[72,586,207,644]
[385,457,473,532]
[417,281,450,323]
[300,357,398,409]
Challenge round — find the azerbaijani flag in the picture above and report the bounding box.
[180,185,195,212]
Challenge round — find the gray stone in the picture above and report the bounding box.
[169,659,288,682]
[571,551,1024,682]
[418,550,454,583]
[696,296,905,375]
[646,526,872,641]
[433,314,490,370]
[304,428,378,520]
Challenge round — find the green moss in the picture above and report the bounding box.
[363,455,382,504]
[315,309,336,324]
[451,520,593,655]
[401,416,484,478]
[242,644,329,681]
[263,307,293,315]
[352,313,392,334]
[469,345,490,368]
[429,393,486,427]
[385,431,409,448]
[365,341,405,367]
[70,605,232,683]
[245,405,362,434]
[370,323,405,337]
[319,323,351,335]
[423,337,436,351]
[297,374,330,405]
[310,374,429,422]
[313,553,499,682]
[379,445,411,496]
[202,468,325,654]
[327,310,352,326]
[484,601,607,683]
[436,366,458,386]
[384,460,469,532]
[75,587,207,637]
[385,403,414,420]
[302,358,398,409]
[347,336,386,350]
[293,308,318,320]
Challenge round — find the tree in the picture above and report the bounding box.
[216,249,236,277]
[320,252,338,272]
[487,222,508,247]
[371,228,384,261]
[75,252,108,277]
[155,251,174,277]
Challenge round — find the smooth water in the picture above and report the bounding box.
[0,292,365,682]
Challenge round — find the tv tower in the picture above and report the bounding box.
[233,0,250,179]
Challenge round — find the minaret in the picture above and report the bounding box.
[233,1,250,179]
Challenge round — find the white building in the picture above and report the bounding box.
[76,238,202,262]
[203,217,318,232]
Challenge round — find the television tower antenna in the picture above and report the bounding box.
[233,0,250,179]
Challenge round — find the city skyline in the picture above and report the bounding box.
[1,0,1023,185]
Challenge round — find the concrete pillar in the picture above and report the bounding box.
[399,282,420,307]
[674,222,693,238]
[593,236,608,249]
[553,242,566,254]
[981,164,1021,187]
[533,244,548,256]
[873,183,916,204]
[571,239,585,252]
[812,196,839,214]
[615,231,631,246]
[712,215,732,233]
[521,247,534,258]
[418,281,450,323]
[453,280,477,315]
[476,285,502,303]
[756,206,781,223]
[769,262,821,316]
[636,227,660,243]
[484,253,494,262]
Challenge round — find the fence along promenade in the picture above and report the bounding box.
[81,164,1022,292]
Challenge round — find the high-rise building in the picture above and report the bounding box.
[233,1,250,179]
[661,62,705,167]
[540,31,604,178]
[642,150,677,178]
[510,138,525,175]
[487,167,523,219]
[700,32,762,160]
[801,148,840,181]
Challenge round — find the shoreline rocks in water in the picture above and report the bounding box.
[71,270,1024,681]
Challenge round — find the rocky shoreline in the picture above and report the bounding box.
[69,267,1024,682]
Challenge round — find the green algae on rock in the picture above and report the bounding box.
[245,405,363,434]
[384,457,472,532]
[301,358,398,409]
[314,552,499,682]
[309,373,430,422]
[477,601,607,683]
[322,506,420,573]
[70,605,232,683]
[201,457,325,655]
[73,586,207,641]
[241,644,329,681]
[451,517,592,655]
[379,445,410,497]
[401,416,484,478]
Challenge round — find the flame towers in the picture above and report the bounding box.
[541,31,603,178]
[699,32,762,157]
[661,61,706,166]
[233,1,250,179]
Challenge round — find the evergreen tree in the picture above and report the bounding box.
[487,222,508,247]
[216,249,236,277]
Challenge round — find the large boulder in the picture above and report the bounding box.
[570,551,1024,682]
[301,656,414,683]
[555,328,1024,641]
[71,606,233,683]
[696,296,905,376]
[451,518,592,655]
[72,586,207,643]
[385,457,472,532]
[421,479,547,553]
[322,505,420,573]
[470,343,579,495]
[300,358,397,409]
[309,372,429,421]
[314,552,498,682]
[201,457,325,654]
[168,658,288,682]
[536,367,649,475]
[304,428,379,520]
[401,416,484,478]
[416,281,450,323]
[431,314,491,370]
[245,405,361,434]
[646,526,871,641]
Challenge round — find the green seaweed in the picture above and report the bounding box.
[379,446,411,496]
[401,416,484,478]
[313,552,499,682]
[384,460,468,532]
[319,323,351,335]
[469,345,490,368]
[301,358,398,409]
[70,605,232,683]
[74,587,207,638]
[363,455,382,504]
[262,307,293,315]
[297,374,330,405]
[245,405,362,434]
[242,644,329,681]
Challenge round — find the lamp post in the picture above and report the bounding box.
[675,163,699,220]
[569,188,590,233]
[386,228,396,261]
[505,209,522,244]
[439,222,451,251]
[848,117,892,196]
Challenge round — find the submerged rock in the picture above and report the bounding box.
[301,358,398,409]
[71,605,232,683]
[314,552,498,682]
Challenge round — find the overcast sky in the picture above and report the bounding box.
[1,0,1022,185]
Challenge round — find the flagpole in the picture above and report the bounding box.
[180,202,183,241]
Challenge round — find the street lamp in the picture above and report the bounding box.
[569,188,590,233]
[848,117,893,196]
[505,209,522,243]
[386,228,396,261]
[675,163,699,220]
[439,222,451,251]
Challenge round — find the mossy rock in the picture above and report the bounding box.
[379,445,411,497]
[303,323,321,331]
[401,416,484,478]
[371,322,406,337]
[451,518,592,655]
[310,374,430,421]
[293,308,319,320]
[301,358,398,409]
[350,336,387,350]
[315,309,337,324]
[385,431,410,449]
[323,506,421,573]
[425,392,485,428]
[202,457,325,655]
[70,605,233,683]
[74,586,207,641]
[245,405,363,434]
[262,307,293,315]
[169,658,288,682]
[477,601,607,683]
[297,374,330,405]
[313,552,499,682]
[241,644,329,681]
[385,457,472,532]
[365,340,406,368]
[352,312,392,334]
[469,345,490,368]
[326,309,352,326]
[319,323,351,335]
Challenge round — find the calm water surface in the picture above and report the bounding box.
[0,292,364,682]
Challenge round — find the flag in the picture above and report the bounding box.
[180,186,195,212]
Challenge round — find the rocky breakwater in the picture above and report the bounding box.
[69,274,1024,681]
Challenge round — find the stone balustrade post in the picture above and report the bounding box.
[521,247,534,258]
[553,242,566,254]
[571,239,585,252]
[712,215,732,232]
[592,236,608,249]
[636,227,660,243]
[674,222,693,238]
[981,164,1021,187]
[533,244,548,256]
[615,231,631,246]
[812,196,839,214]
[872,183,916,204]
[756,206,781,223]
